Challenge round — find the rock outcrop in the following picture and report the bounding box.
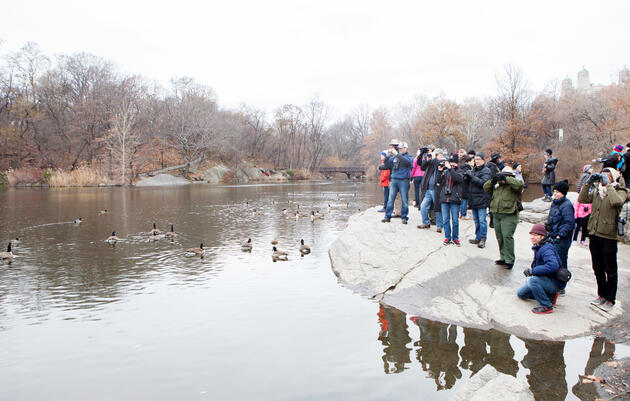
[329,206,628,341]
[449,365,534,401]
[201,164,229,184]
[136,174,191,187]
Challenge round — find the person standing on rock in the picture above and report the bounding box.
[439,154,464,246]
[466,152,492,248]
[578,167,629,312]
[546,180,575,284]
[459,155,473,220]
[517,223,564,314]
[382,142,413,224]
[411,148,425,209]
[377,151,391,213]
[418,149,445,232]
[483,166,523,269]
[541,149,558,202]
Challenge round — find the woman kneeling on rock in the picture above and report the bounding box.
[517,224,565,314]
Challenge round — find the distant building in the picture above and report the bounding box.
[560,66,628,97]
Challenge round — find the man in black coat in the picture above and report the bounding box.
[623,142,630,188]
[459,155,473,220]
[464,152,492,248]
[418,149,446,232]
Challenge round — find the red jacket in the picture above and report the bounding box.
[379,162,390,187]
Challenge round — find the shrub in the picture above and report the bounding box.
[48,166,109,187]
[286,169,295,177]
[5,167,45,185]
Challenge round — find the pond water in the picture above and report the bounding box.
[0,182,626,401]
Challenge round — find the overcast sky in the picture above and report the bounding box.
[2,0,629,117]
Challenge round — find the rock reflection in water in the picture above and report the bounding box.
[572,337,615,401]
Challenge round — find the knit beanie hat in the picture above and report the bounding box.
[381,151,387,157]
[627,142,630,148]
[583,164,592,173]
[512,163,521,170]
[614,144,624,153]
[491,153,501,161]
[529,224,547,236]
[476,151,485,160]
[467,149,476,156]
[448,154,459,164]
[545,149,553,156]
[553,180,569,195]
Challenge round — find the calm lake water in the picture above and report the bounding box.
[0,182,626,401]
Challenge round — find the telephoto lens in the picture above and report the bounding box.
[617,217,626,237]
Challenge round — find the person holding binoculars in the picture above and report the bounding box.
[577,167,629,312]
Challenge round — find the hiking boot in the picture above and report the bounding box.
[381,218,391,223]
[495,260,506,265]
[417,224,430,229]
[504,263,513,270]
[477,238,486,248]
[453,240,461,246]
[590,296,605,306]
[436,227,442,233]
[401,219,408,225]
[597,301,614,312]
[443,239,452,246]
[469,239,480,244]
[552,292,559,306]
[532,305,553,314]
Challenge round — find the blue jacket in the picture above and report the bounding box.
[531,240,565,289]
[385,152,413,179]
[547,196,575,239]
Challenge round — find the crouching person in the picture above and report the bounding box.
[517,224,565,314]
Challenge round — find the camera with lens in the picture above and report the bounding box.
[444,187,452,196]
[438,160,446,168]
[617,216,627,236]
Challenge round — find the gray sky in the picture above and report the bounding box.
[2,0,629,117]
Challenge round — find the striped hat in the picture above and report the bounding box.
[614,144,624,152]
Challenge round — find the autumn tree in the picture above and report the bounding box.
[415,98,466,150]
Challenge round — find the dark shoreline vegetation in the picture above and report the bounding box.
[1,41,629,187]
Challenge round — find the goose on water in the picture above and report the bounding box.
[185,243,205,257]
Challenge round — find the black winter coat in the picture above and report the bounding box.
[420,157,440,201]
[547,196,575,239]
[468,165,492,209]
[541,157,558,186]
[438,167,464,204]
[460,164,472,200]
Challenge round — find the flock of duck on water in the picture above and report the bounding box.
[1,197,357,264]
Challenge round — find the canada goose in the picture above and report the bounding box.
[345,202,349,208]
[252,209,262,216]
[272,246,288,261]
[327,204,332,211]
[241,238,253,252]
[299,239,311,256]
[98,209,108,215]
[150,223,161,235]
[185,243,205,257]
[310,211,323,222]
[282,208,288,215]
[10,237,20,245]
[294,212,300,221]
[74,217,83,224]
[0,243,14,262]
[106,232,118,244]
[165,224,177,239]
[271,239,278,245]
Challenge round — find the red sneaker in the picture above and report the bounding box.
[552,292,559,306]
[453,240,461,246]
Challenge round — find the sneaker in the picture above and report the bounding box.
[532,305,553,314]
[478,238,486,248]
[377,208,386,213]
[417,224,430,229]
[552,292,559,306]
[453,240,461,246]
[504,263,513,270]
[436,227,442,233]
[590,296,605,306]
[558,288,566,296]
[495,260,506,265]
[381,218,391,223]
[572,240,578,244]
[401,219,408,225]
[489,221,494,228]
[469,239,480,244]
[597,301,614,312]
[580,240,588,246]
[461,216,472,220]
[443,239,452,245]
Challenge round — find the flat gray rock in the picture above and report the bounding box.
[136,174,191,187]
[449,365,533,401]
[329,205,628,341]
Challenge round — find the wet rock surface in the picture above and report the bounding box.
[449,365,533,401]
[330,206,629,341]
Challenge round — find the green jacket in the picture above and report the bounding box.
[483,176,524,214]
[578,183,629,240]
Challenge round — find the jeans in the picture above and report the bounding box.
[471,208,488,240]
[460,199,468,217]
[589,235,618,304]
[553,237,572,269]
[494,212,518,264]
[385,178,410,220]
[517,275,559,308]
[420,189,442,227]
[573,216,589,241]
[413,176,423,207]
[441,203,460,241]
[542,184,553,197]
[383,186,390,210]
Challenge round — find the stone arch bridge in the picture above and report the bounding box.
[318,166,366,179]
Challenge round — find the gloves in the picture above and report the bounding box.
[587,174,600,184]
[464,170,473,178]
[491,175,499,185]
[523,268,532,277]
[601,174,611,185]
[421,147,429,154]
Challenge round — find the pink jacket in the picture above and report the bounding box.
[411,156,424,178]
[574,201,592,218]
